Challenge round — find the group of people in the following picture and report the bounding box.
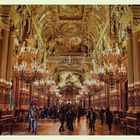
[28,103,84,134]
[58,104,83,132]
[27,102,114,135]
[40,106,58,119]
[86,107,114,133]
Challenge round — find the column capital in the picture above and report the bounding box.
[2,16,10,31]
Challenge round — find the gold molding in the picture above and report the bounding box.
[95,6,117,51]
[9,7,20,25]
[26,6,45,48]
[120,8,133,30]
[133,24,140,33]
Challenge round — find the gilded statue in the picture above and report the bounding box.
[17,6,31,42]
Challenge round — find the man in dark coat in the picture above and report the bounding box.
[65,109,75,132]
[59,107,65,132]
[88,108,97,132]
[100,107,105,125]
[106,108,113,132]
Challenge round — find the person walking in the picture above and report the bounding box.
[99,107,105,125]
[77,106,81,123]
[59,108,65,132]
[65,108,75,132]
[86,109,90,124]
[106,108,113,132]
[88,108,97,132]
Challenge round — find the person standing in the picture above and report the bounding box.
[30,103,38,134]
[41,108,44,119]
[106,108,113,132]
[86,108,90,124]
[99,107,105,125]
[28,102,33,133]
[88,108,97,132]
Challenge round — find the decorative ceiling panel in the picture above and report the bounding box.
[60,22,82,36]
[57,5,84,20]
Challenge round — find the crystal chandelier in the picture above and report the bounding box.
[13,35,44,82]
[14,61,43,82]
[84,79,104,92]
[97,6,127,87]
[102,42,122,62]
[19,40,39,63]
[98,63,126,87]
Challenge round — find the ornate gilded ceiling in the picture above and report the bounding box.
[28,5,109,81]
[20,5,108,83]
[32,5,108,54]
[58,5,84,20]
[0,5,130,88]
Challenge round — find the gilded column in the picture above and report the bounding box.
[0,26,3,110]
[132,31,140,113]
[0,28,2,78]
[127,27,135,112]
[0,17,10,81]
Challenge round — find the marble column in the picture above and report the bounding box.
[132,31,140,113]
[6,26,15,82]
[29,81,33,102]
[19,80,23,110]
[120,81,126,112]
[88,94,91,108]
[105,83,110,108]
[14,78,20,115]
[127,28,135,112]
[119,83,122,112]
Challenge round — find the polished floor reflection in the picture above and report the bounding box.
[12,116,125,135]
